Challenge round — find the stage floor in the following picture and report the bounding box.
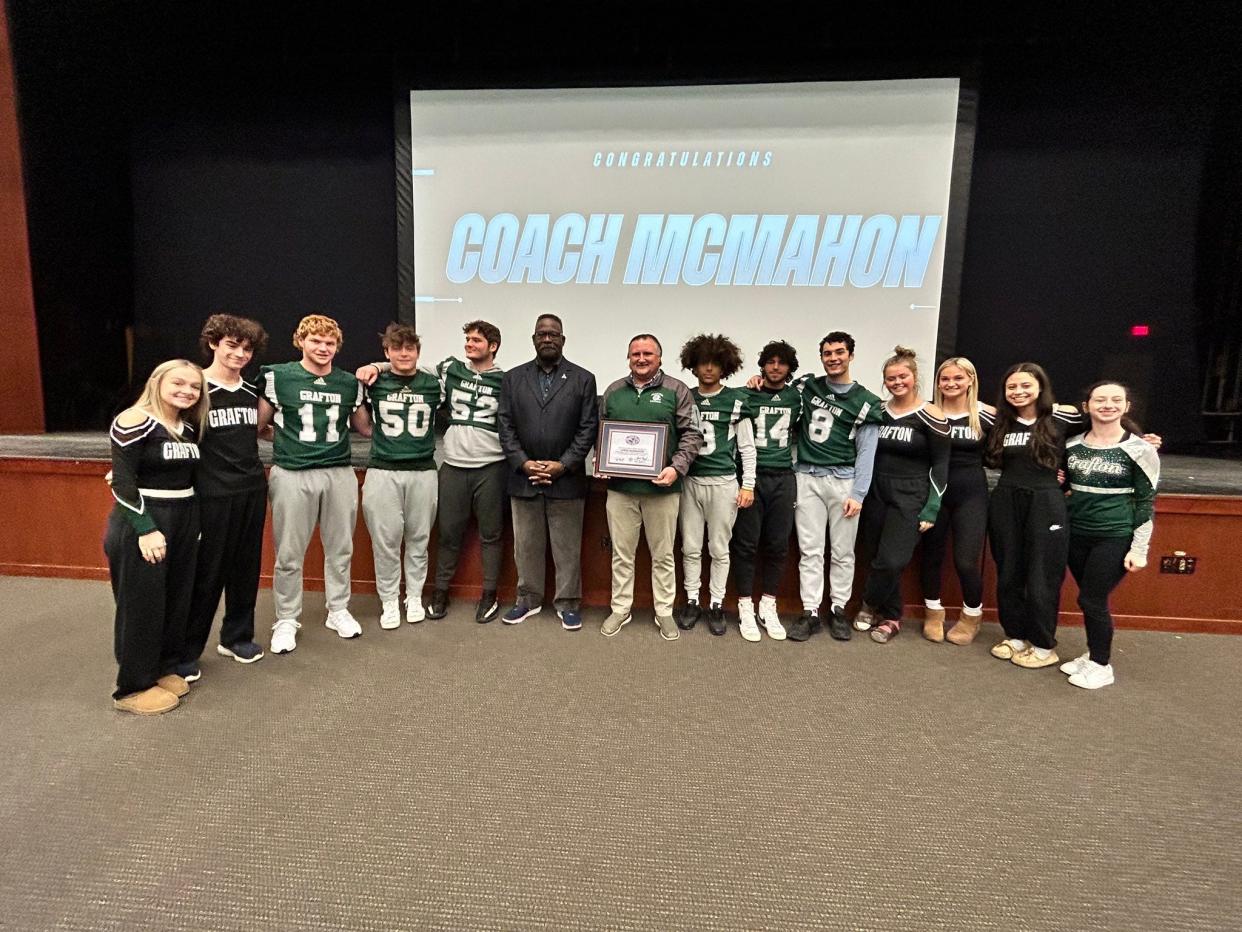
[2,433,1240,495]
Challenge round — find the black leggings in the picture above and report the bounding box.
[1067,535,1130,665]
[860,473,929,621]
[731,470,795,598]
[988,484,1069,650]
[919,465,987,607]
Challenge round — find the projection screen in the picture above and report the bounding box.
[402,79,964,385]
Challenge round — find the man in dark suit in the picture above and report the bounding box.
[496,314,599,630]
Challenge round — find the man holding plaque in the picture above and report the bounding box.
[597,334,703,640]
[497,314,599,631]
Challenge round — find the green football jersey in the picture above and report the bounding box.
[743,386,802,470]
[794,376,883,468]
[260,362,364,470]
[438,357,504,434]
[366,369,443,470]
[690,386,747,477]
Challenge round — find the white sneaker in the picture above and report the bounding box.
[270,619,300,654]
[757,600,787,640]
[379,601,401,630]
[738,601,761,643]
[325,609,362,639]
[1068,661,1115,690]
[405,598,426,625]
[1060,652,1091,676]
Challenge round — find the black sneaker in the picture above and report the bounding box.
[426,589,449,620]
[829,605,852,641]
[706,603,727,636]
[787,612,815,642]
[475,590,499,623]
[677,600,701,630]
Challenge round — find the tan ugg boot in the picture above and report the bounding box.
[113,686,179,715]
[156,674,190,697]
[946,612,981,645]
[922,607,946,642]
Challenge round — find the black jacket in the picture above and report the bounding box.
[497,357,599,499]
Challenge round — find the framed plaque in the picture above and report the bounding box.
[595,419,669,479]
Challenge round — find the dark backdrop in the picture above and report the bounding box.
[9,2,1241,443]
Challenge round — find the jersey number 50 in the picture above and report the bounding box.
[378,401,432,438]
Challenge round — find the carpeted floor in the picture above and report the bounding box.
[0,576,1238,931]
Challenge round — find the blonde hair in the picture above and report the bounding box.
[293,314,344,349]
[881,345,920,396]
[934,356,981,438]
[132,359,209,440]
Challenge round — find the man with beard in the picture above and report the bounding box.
[496,314,599,630]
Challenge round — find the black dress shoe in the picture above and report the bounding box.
[787,612,815,642]
[426,589,449,620]
[475,590,499,623]
[677,600,701,630]
[706,604,726,636]
[829,605,852,641]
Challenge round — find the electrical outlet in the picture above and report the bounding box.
[1160,553,1196,575]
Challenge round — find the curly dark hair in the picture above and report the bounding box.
[758,340,799,376]
[199,314,269,362]
[679,333,744,378]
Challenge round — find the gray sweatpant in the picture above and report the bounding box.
[361,468,438,605]
[269,464,358,621]
[795,471,861,613]
[511,495,585,611]
[680,475,739,605]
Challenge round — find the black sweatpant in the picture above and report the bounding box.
[1067,534,1130,665]
[435,460,507,591]
[104,499,200,699]
[920,465,988,606]
[988,484,1069,650]
[860,474,928,621]
[184,486,267,660]
[731,470,795,598]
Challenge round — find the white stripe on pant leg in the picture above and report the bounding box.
[795,472,830,612]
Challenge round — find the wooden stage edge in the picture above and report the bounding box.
[1,457,1239,636]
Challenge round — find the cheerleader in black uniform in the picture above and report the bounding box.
[919,358,995,645]
[104,360,207,714]
[854,347,951,643]
[984,363,1083,669]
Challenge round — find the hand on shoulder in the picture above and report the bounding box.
[1055,403,1079,414]
[925,402,946,419]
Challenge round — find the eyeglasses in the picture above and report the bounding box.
[533,330,564,340]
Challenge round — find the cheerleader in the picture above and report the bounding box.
[919,358,994,644]
[1061,381,1159,689]
[104,360,207,714]
[854,347,951,643]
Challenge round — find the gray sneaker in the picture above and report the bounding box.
[655,614,680,641]
[601,612,632,637]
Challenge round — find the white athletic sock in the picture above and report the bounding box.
[924,599,943,611]
[1031,646,1052,660]
[962,604,983,617]
[1005,638,1029,651]
[760,594,777,607]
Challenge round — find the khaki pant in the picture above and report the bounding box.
[605,489,680,616]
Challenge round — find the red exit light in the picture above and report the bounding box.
[1130,324,1150,337]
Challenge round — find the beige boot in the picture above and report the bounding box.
[156,674,190,697]
[922,607,946,642]
[946,611,981,645]
[113,686,179,715]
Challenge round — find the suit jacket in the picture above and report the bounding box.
[497,357,599,499]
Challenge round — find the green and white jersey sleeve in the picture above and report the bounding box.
[690,386,754,487]
[1065,433,1161,564]
[437,356,505,467]
[366,370,443,470]
[260,362,363,470]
